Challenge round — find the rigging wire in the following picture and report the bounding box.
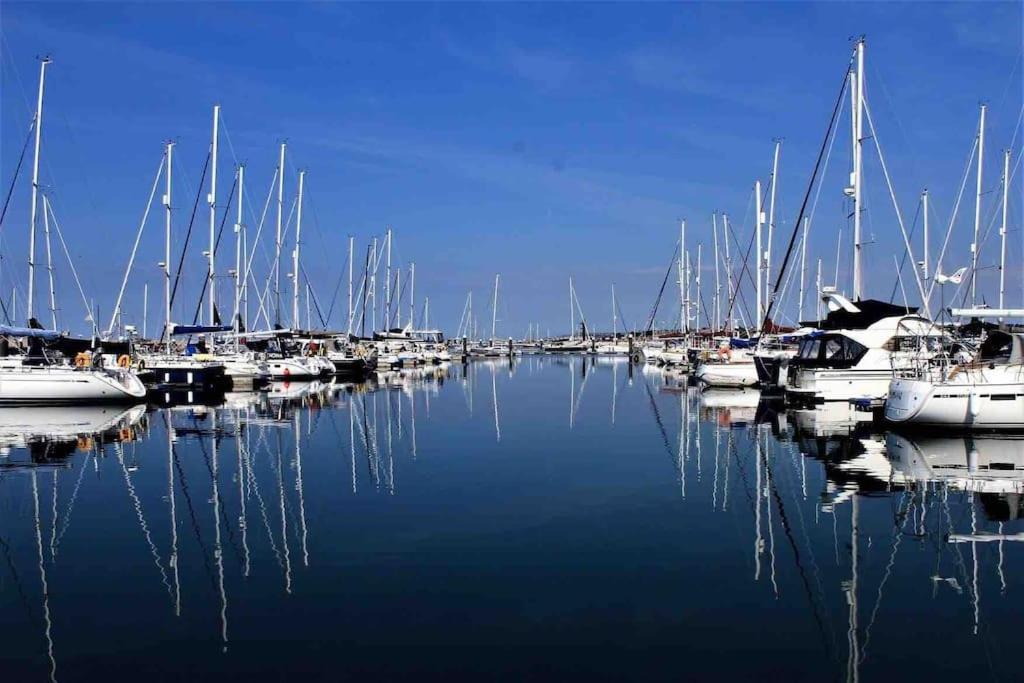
[761,49,854,334]
[168,151,211,320]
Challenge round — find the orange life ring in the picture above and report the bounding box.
[74,352,90,368]
[117,354,132,368]
[717,346,732,361]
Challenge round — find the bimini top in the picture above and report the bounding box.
[799,314,942,351]
[801,296,918,331]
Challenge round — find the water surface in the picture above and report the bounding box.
[1,357,1020,681]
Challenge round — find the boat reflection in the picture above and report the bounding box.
[0,404,147,469]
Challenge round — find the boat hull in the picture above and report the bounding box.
[885,377,1024,430]
[0,367,147,405]
[786,367,898,405]
[695,362,758,388]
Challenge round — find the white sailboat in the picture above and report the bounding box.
[0,59,145,405]
[886,329,1024,430]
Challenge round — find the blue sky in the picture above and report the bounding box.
[2,1,1021,336]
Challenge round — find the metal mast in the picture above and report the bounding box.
[143,283,148,339]
[755,180,763,324]
[569,276,575,338]
[723,213,733,332]
[798,217,808,322]
[384,227,392,325]
[766,140,781,309]
[208,105,220,328]
[292,170,305,329]
[851,38,865,301]
[41,191,57,329]
[921,190,929,281]
[27,57,51,325]
[611,283,617,337]
[998,149,1010,313]
[274,142,285,326]
[409,261,415,328]
[679,219,686,333]
[815,258,822,320]
[163,141,174,353]
[347,235,354,333]
[971,104,987,306]
[695,244,702,333]
[712,212,721,332]
[491,273,499,340]
[233,164,244,341]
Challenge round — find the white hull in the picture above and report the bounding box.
[787,367,900,404]
[0,366,146,405]
[266,357,322,380]
[594,343,630,355]
[695,361,758,388]
[886,376,1024,430]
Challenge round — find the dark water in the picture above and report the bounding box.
[1,357,1021,682]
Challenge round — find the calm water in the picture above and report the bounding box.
[1,357,1021,682]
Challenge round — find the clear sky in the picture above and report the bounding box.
[1,1,1021,337]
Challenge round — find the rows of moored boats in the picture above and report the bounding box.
[2,40,1019,432]
[521,289,1023,432]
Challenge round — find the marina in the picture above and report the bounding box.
[0,1,1022,679]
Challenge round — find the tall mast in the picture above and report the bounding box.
[384,227,392,325]
[409,261,415,328]
[815,258,823,320]
[394,267,401,328]
[611,283,617,337]
[679,219,686,334]
[491,273,499,340]
[798,217,808,322]
[274,142,285,327]
[971,104,987,306]
[208,105,220,328]
[27,57,51,325]
[851,38,865,301]
[241,206,248,331]
[41,194,57,329]
[755,180,763,325]
[233,164,244,342]
[163,141,174,353]
[370,237,377,332]
[143,282,148,339]
[292,170,305,329]
[424,297,429,329]
[998,149,1009,313]
[921,189,929,281]
[723,213,733,332]
[569,277,575,338]
[347,235,354,333]
[766,140,781,309]
[695,244,702,333]
[712,212,720,332]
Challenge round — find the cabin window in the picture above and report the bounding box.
[815,335,868,365]
[799,339,821,359]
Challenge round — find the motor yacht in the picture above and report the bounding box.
[785,295,942,406]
